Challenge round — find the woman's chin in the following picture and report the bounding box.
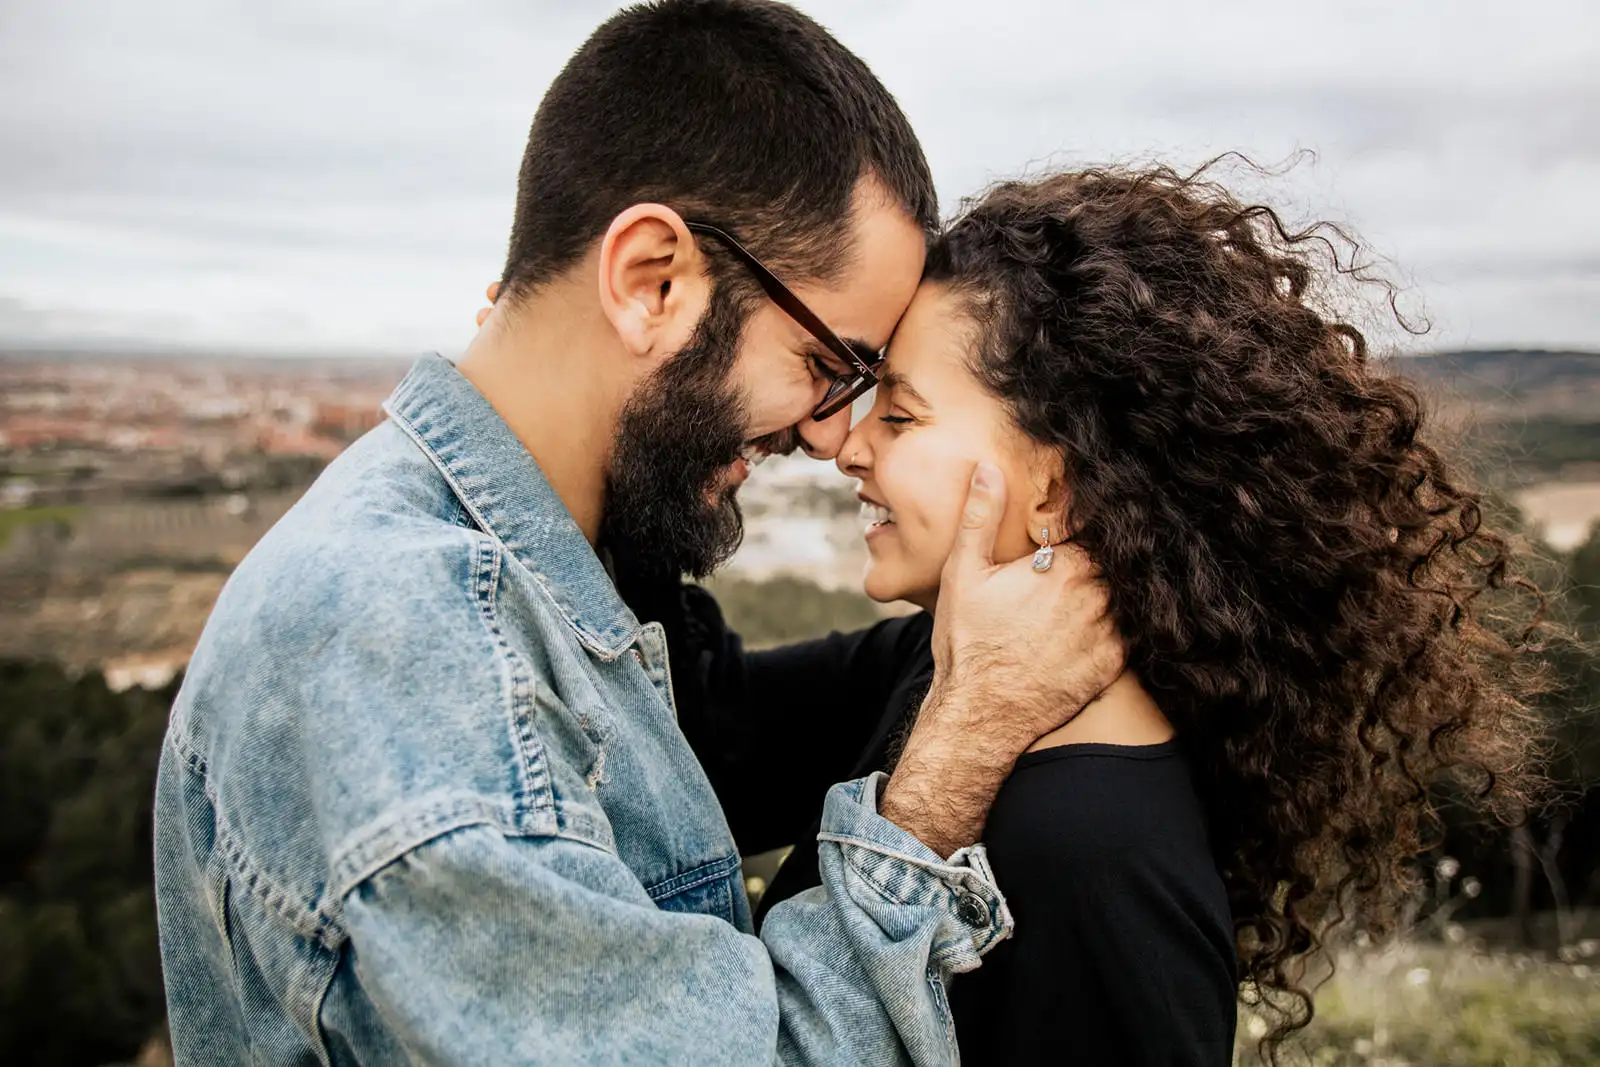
[860,563,902,605]
[861,564,937,614]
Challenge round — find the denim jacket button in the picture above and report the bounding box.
[955,892,989,927]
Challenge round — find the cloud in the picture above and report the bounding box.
[2,0,1597,351]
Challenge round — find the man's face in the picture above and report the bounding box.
[602,189,926,580]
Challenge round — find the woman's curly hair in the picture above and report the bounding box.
[925,161,1551,1058]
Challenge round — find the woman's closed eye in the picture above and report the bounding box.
[878,414,915,428]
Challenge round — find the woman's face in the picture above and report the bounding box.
[837,282,1058,612]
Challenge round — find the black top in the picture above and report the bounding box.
[949,742,1237,1066]
[618,573,1237,1066]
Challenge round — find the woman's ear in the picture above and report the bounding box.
[1024,447,1071,543]
[596,204,710,361]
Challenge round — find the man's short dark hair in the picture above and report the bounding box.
[501,0,936,299]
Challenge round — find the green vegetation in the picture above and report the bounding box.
[0,660,174,1067]
[0,505,82,549]
[705,573,889,648]
[1252,941,1600,1066]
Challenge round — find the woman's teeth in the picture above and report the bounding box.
[859,502,895,528]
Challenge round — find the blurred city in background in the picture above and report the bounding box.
[3,347,1600,682]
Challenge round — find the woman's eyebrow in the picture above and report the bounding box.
[878,369,931,408]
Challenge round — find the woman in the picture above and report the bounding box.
[488,163,1549,1064]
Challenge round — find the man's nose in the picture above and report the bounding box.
[796,405,852,461]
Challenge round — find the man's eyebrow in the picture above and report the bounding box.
[878,369,931,408]
[827,337,880,368]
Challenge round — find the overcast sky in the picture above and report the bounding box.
[2,0,1596,354]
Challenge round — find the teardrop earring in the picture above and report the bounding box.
[1031,526,1055,573]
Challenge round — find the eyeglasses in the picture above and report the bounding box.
[685,221,882,422]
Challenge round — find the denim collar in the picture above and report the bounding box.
[384,354,640,659]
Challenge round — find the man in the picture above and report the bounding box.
[153,3,1122,1064]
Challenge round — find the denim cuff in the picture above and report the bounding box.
[815,772,1013,974]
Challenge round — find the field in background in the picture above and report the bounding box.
[1240,935,1600,1066]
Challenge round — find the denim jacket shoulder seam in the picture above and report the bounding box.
[218,820,342,950]
[171,729,346,950]
[169,725,208,779]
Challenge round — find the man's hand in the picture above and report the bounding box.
[880,463,1125,856]
[475,281,501,327]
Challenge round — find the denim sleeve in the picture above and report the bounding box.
[341,773,1012,1067]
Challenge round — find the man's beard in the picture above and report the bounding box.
[600,283,752,583]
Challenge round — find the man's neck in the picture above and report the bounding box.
[456,283,622,544]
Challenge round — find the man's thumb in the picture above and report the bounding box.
[949,463,1005,571]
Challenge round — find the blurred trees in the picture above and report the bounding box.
[0,661,175,1067]
[1440,522,1600,939]
[1550,525,1600,913]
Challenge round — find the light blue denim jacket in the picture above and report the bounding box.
[154,354,1013,1066]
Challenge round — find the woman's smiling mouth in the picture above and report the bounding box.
[857,491,896,538]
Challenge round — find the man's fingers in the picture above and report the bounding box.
[475,282,502,328]
[946,463,1006,575]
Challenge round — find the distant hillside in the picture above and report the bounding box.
[1389,350,1600,485]
[1400,349,1600,420]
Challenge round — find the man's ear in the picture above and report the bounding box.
[597,204,708,360]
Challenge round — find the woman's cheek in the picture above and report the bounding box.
[906,454,982,581]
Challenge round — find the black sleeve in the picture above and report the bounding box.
[949,745,1238,1067]
[618,568,933,856]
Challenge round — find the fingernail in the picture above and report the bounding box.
[972,463,997,491]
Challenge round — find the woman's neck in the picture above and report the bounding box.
[1026,671,1174,752]
[921,594,1172,751]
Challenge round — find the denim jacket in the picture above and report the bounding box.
[154,354,1013,1066]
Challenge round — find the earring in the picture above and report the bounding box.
[1031,526,1055,573]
